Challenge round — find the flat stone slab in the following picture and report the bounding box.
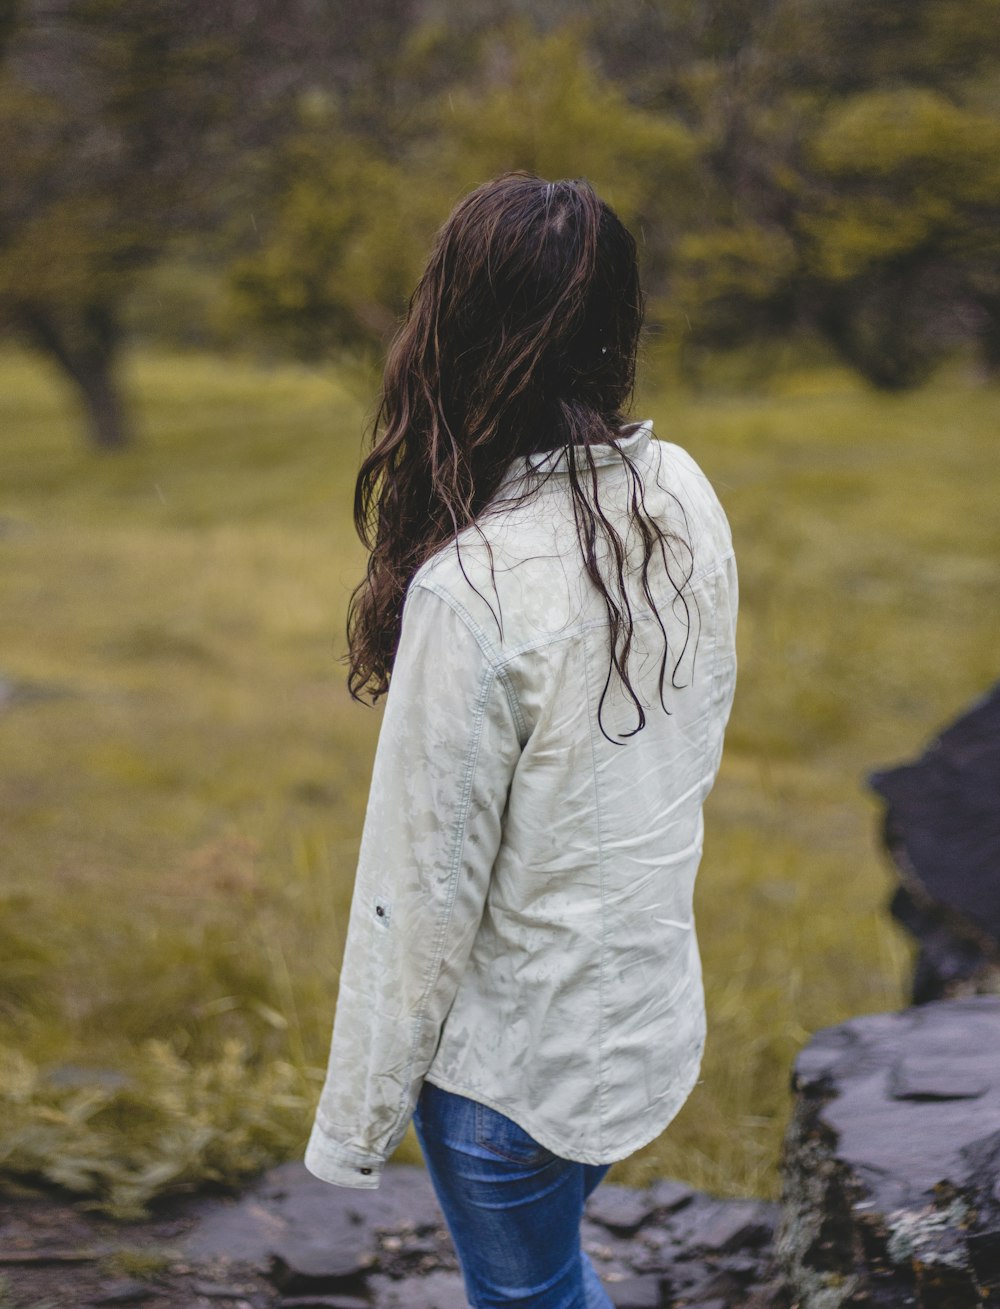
[606,1272,663,1307]
[870,681,1000,940]
[870,681,1000,1002]
[1,1160,781,1309]
[182,1163,443,1269]
[648,1178,697,1213]
[776,994,1000,1308]
[369,1269,468,1308]
[586,1183,658,1235]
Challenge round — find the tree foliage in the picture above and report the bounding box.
[0,0,284,443]
[0,0,418,445]
[584,0,1000,386]
[234,1,1000,390]
[234,26,702,352]
[2,0,999,446]
[796,88,1000,386]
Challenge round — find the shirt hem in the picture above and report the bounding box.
[422,1056,703,1167]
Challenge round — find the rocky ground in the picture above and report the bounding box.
[0,1163,785,1309]
[8,997,1000,1308]
[776,993,1000,1309]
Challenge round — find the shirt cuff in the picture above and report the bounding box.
[303,1116,385,1189]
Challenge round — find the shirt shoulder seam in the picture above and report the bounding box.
[410,579,528,743]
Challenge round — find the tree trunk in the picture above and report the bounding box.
[816,274,939,392]
[15,300,132,450]
[974,294,1000,378]
[73,350,130,450]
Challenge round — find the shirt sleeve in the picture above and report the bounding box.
[304,581,522,1188]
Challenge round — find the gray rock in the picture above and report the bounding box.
[964,1129,1000,1288]
[190,1283,255,1299]
[586,1184,657,1235]
[605,1272,663,1307]
[627,1225,684,1277]
[688,1200,778,1253]
[661,1194,733,1247]
[398,1237,438,1256]
[775,995,1000,1308]
[369,1269,468,1308]
[171,1158,780,1304]
[890,1054,991,1101]
[628,1251,722,1303]
[268,1238,375,1293]
[182,1162,439,1269]
[715,1253,761,1281]
[89,1281,158,1304]
[648,1178,696,1214]
[257,1161,443,1236]
[582,1216,638,1258]
[869,682,1000,1004]
[277,1298,370,1309]
[685,1265,745,1303]
[652,1257,714,1299]
[626,1246,675,1277]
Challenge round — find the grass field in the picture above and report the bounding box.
[1,346,996,1217]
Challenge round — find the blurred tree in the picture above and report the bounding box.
[0,0,423,447]
[234,25,701,355]
[0,0,17,60]
[764,0,1000,384]
[773,0,1000,96]
[438,26,699,241]
[0,0,264,446]
[584,0,1000,386]
[5,0,996,410]
[230,114,438,356]
[798,89,1000,387]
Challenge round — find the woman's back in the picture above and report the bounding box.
[304,169,738,1309]
[407,423,738,1159]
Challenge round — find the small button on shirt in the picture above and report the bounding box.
[304,424,738,1188]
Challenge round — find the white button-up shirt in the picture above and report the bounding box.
[305,423,738,1188]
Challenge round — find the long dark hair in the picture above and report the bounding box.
[347,171,694,738]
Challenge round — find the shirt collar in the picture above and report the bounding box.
[498,420,654,490]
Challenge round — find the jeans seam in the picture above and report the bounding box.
[473,1100,554,1166]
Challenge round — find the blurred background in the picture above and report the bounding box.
[0,0,997,1219]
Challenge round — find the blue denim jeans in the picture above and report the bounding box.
[412,1080,615,1308]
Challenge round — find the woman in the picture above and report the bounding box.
[305,172,738,1308]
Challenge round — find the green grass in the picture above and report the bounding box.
[0,346,996,1214]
